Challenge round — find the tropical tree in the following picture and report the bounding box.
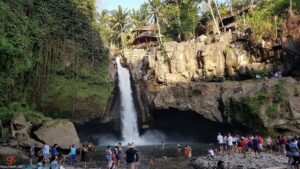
[129,3,151,28]
[110,5,129,49]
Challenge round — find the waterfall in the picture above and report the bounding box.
[116,57,140,142]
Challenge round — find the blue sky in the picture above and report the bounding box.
[96,0,147,11]
[96,0,227,12]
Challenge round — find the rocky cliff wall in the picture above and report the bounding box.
[122,33,300,134]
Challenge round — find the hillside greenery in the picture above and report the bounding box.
[0,0,113,121]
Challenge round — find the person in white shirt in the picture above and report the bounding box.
[42,143,50,164]
[208,147,215,159]
[217,133,224,154]
[227,133,233,154]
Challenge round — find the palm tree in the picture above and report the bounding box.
[110,5,129,49]
[129,6,150,28]
[149,0,163,44]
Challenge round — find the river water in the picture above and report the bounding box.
[87,143,210,169]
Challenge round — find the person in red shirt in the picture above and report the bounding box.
[258,136,264,152]
[280,136,287,155]
[241,137,248,158]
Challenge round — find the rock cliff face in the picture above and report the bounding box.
[122,33,300,133]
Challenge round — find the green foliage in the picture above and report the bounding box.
[256,90,268,103]
[266,105,278,119]
[224,96,264,131]
[0,102,51,124]
[0,0,112,120]
[160,0,200,41]
[274,79,288,103]
[240,0,300,42]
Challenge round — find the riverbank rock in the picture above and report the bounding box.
[0,146,28,164]
[34,120,81,149]
[191,153,287,169]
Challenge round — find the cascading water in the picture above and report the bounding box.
[116,57,140,143]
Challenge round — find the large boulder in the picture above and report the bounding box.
[12,114,27,130]
[0,147,28,164]
[34,120,81,149]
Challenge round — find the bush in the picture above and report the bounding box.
[266,105,278,118]
[274,79,287,103]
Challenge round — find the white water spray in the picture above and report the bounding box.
[116,57,140,143]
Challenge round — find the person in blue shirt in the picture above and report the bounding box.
[289,139,299,167]
[50,156,59,169]
[252,136,260,157]
[51,144,58,158]
[69,144,76,165]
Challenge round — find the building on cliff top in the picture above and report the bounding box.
[132,24,159,49]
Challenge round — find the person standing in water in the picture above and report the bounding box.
[217,133,224,154]
[105,145,113,169]
[125,143,137,169]
[188,145,192,158]
[116,142,123,169]
[177,144,181,152]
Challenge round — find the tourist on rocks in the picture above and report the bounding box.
[240,137,248,158]
[50,156,59,169]
[42,143,50,164]
[248,135,254,154]
[125,143,137,169]
[252,136,260,157]
[51,144,58,158]
[80,144,88,168]
[188,145,192,158]
[112,146,118,169]
[294,136,299,145]
[224,135,228,152]
[116,142,123,169]
[184,145,189,157]
[217,133,224,154]
[280,135,287,155]
[29,144,36,165]
[105,145,113,169]
[286,139,293,165]
[227,133,233,155]
[232,135,237,153]
[176,144,181,152]
[289,138,300,168]
[266,136,273,153]
[208,146,215,159]
[69,144,76,166]
[258,135,264,152]
[275,135,281,153]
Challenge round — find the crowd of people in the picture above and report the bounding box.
[212,133,300,169]
[28,143,90,169]
[105,142,129,169]
[26,133,300,169]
